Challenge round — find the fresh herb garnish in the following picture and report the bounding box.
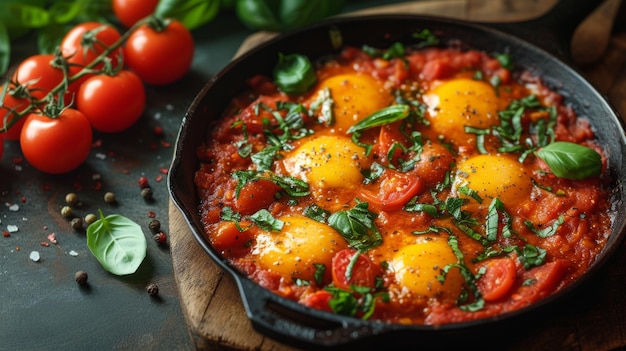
[86,210,147,276]
[273,53,317,95]
[232,170,309,198]
[346,104,410,134]
[412,28,440,48]
[535,141,602,180]
[524,216,564,238]
[328,201,382,251]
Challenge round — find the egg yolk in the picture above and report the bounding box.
[389,235,463,301]
[311,73,391,133]
[253,215,347,281]
[424,78,507,149]
[282,135,368,190]
[453,154,533,212]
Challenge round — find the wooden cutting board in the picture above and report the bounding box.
[169,1,626,350]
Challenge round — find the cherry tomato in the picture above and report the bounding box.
[60,22,123,90]
[476,257,517,301]
[76,70,146,133]
[210,221,254,256]
[112,0,159,28]
[12,54,73,103]
[302,290,333,312]
[1,92,31,140]
[233,179,282,215]
[20,108,92,174]
[359,168,424,212]
[331,249,381,290]
[124,19,194,85]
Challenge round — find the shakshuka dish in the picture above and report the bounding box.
[194,34,611,325]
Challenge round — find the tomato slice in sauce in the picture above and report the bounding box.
[331,249,381,290]
[360,169,424,212]
[477,257,517,301]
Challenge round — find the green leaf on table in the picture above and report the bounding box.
[155,0,220,30]
[535,141,602,180]
[0,23,9,76]
[87,210,147,276]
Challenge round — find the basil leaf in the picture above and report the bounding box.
[346,105,410,134]
[155,0,220,30]
[328,201,382,251]
[250,209,284,231]
[535,141,602,180]
[86,211,147,276]
[0,23,8,76]
[273,53,317,95]
[0,3,51,30]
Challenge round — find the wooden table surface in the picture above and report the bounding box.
[169,1,626,350]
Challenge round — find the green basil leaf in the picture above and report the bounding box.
[328,201,382,251]
[273,53,317,95]
[535,141,602,180]
[235,0,282,31]
[279,0,343,30]
[0,3,50,30]
[37,23,69,54]
[156,0,220,30]
[86,211,147,276]
[0,23,9,76]
[346,105,410,134]
[250,209,284,231]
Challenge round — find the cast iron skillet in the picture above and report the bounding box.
[169,1,626,349]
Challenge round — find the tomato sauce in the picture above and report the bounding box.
[194,44,612,325]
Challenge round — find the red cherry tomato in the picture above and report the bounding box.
[302,290,333,312]
[60,22,122,90]
[124,19,194,85]
[476,257,517,301]
[233,179,282,215]
[76,70,146,133]
[20,108,92,174]
[112,0,159,28]
[1,92,31,140]
[331,249,381,290]
[12,54,73,103]
[359,168,424,212]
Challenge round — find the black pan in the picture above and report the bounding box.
[168,1,626,349]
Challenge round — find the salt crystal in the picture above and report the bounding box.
[7,225,18,233]
[95,153,106,160]
[29,251,40,262]
[166,104,174,111]
[92,174,101,180]
[154,112,162,119]
[8,204,19,211]
[69,250,78,257]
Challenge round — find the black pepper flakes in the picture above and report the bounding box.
[75,271,88,285]
[146,283,159,296]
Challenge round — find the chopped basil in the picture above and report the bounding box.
[515,244,546,269]
[313,263,326,286]
[308,86,334,125]
[232,170,310,198]
[346,105,410,134]
[457,186,483,204]
[535,141,602,180]
[250,209,284,232]
[362,42,406,60]
[486,198,515,241]
[345,251,361,283]
[412,28,440,48]
[439,234,485,311]
[524,216,564,238]
[325,285,388,320]
[303,204,330,223]
[496,53,514,70]
[362,162,385,185]
[328,201,382,251]
[273,53,317,95]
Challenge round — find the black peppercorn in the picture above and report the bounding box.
[70,217,84,231]
[146,283,159,296]
[148,219,161,233]
[153,232,167,244]
[141,187,153,200]
[75,271,88,285]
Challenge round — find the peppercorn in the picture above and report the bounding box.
[75,271,88,285]
[141,187,153,200]
[153,231,167,244]
[65,192,79,206]
[104,192,116,203]
[61,205,73,218]
[146,283,159,296]
[70,217,84,231]
[84,213,97,226]
[148,219,161,233]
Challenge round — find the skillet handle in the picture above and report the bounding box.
[237,278,383,349]
[485,0,606,62]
